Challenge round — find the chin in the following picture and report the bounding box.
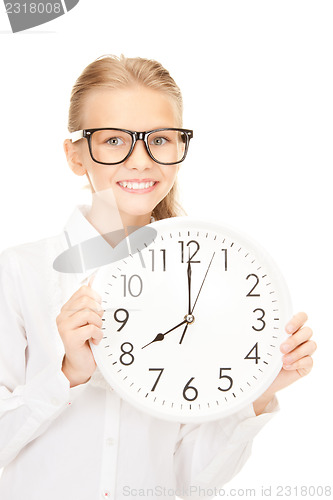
[119,200,156,216]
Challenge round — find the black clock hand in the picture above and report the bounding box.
[177,261,193,345]
[179,251,216,344]
[142,319,187,349]
[179,322,189,344]
[187,260,192,315]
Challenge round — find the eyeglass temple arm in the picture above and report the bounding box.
[70,130,84,143]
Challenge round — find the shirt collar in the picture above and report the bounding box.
[61,205,156,285]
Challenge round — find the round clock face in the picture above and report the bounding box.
[90,217,292,423]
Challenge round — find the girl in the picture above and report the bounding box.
[0,55,316,500]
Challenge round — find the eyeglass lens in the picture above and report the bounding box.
[90,129,187,164]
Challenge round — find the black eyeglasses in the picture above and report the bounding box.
[70,128,193,165]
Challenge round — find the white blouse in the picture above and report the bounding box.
[0,206,279,500]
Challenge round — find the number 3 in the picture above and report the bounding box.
[252,308,266,331]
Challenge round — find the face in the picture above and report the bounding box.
[65,86,181,227]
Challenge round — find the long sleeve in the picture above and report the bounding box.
[174,397,279,498]
[0,207,285,499]
[0,249,86,468]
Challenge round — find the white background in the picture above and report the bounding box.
[0,0,332,497]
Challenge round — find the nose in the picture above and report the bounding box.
[124,139,153,171]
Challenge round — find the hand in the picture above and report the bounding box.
[253,312,316,415]
[56,276,104,387]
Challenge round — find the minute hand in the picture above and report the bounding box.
[179,251,216,344]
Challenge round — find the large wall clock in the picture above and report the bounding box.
[90,217,292,423]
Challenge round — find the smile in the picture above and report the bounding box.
[117,180,158,193]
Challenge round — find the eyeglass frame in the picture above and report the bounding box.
[70,127,194,166]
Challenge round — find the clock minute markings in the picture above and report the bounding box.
[103,224,287,421]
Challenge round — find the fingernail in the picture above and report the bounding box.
[281,343,291,353]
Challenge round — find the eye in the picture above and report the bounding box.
[106,137,125,146]
[151,136,168,146]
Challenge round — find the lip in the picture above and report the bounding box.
[116,179,159,194]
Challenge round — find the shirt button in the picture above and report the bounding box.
[51,397,60,406]
[102,491,111,498]
[106,438,114,446]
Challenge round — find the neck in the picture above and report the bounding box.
[86,189,152,247]
[119,212,152,229]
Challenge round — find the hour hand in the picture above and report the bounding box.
[142,319,187,349]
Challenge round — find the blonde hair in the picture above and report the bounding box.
[68,54,186,219]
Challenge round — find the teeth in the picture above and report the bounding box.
[119,181,155,190]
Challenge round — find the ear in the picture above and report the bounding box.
[63,139,86,176]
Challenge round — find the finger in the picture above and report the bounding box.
[77,324,104,345]
[87,273,96,288]
[62,295,104,317]
[74,284,101,303]
[280,326,313,353]
[285,311,308,334]
[282,355,314,377]
[282,339,317,367]
[90,326,104,345]
[61,285,102,312]
[66,309,104,331]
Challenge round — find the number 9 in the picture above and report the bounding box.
[114,308,129,331]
